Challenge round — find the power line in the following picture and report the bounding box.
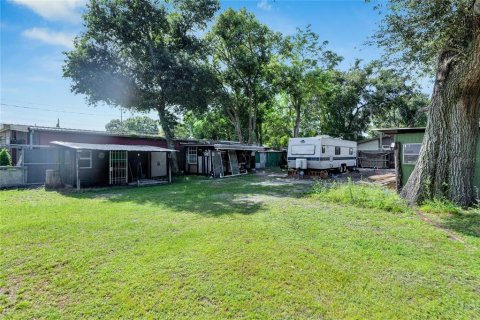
[3,99,94,110]
[0,103,109,116]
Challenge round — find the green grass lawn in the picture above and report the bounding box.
[1,174,479,319]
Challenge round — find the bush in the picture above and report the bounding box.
[0,148,12,166]
[420,198,463,215]
[310,180,409,213]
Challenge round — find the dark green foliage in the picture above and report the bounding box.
[174,110,234,140]
[271,26,342,137]
[207,8,279,143]
[105,116,159,135]
[0,149,12,166]
[309,61,429,140]
[64,0,219,155]
[371,0,477,74]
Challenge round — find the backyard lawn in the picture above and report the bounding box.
[1,173,479,319]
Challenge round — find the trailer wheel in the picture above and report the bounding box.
[341,164,347,173]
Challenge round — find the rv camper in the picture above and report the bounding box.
[287,136,357,172]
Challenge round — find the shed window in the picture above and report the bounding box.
[78,150,92,169]
[335,146,341,155]
[187,147,197,164]
[403,143,421,164]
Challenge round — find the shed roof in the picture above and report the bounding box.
[183,142,265,151]
[214,143,265,151]
[51,141,177,152]
[375,127,426,134]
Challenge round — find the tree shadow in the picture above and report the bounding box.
[441,211,480,238]
[56,174,310,217]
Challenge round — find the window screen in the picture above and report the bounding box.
[335,146,341,155]
[403,143,421,164]
[78,150,92,169]
[291,145,315,155]
[187,147,197,164]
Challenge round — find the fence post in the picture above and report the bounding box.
[394,142,402,192]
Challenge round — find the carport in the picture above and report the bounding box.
[51,141,177,190]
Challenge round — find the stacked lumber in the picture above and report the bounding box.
[368,173,396,189]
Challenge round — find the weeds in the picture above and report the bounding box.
[420,198,463,215]
[309,180,409,213]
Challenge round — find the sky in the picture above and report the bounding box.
[0,0,433,131]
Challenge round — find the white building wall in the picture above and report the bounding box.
[357,139,379,151]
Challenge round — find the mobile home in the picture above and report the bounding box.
[287,136,357,172]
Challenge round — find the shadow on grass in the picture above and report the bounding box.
[55,174,309,216]
[441,211,480,238]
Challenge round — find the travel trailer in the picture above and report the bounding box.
[287,136,357,172]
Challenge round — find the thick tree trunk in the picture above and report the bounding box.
[157,104,179,174]
[233,110,243,143]
[401,17,480,207]
[247,104,257,144]
[293,103,301,138]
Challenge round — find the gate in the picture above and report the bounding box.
[109,150,128,185]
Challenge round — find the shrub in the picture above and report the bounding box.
[0,148,12,166]
[420,198,463,215]
[310,179,409,213]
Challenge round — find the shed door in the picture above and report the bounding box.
[260,152,266,168]
[229,151,240,175]
[151,152,167,177]
[212,151,223,178]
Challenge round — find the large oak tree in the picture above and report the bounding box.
[63,0,219,172]
[373,0,480,206]
[272,26,341,137]
[206,8,279,144]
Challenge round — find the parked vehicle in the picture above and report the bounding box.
[287,136,357,172]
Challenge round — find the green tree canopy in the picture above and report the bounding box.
[207,8,280,143]
[64,0,219,171]
[271,25,342,137]
[105,116,159,135]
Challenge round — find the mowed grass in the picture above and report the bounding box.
[1,174,479,319]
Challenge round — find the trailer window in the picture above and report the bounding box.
[187,147,197,164]
[291,145,315,155]
[321,146,326,153]
[78,150,92,169]
[349,148,353,155]
[403,143,421,164]
[335,146,341,155]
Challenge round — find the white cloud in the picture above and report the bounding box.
[22,27,74,48]
[9,0,86,23]
[257,0,272,11]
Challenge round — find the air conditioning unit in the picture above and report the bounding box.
[295,158,307,169]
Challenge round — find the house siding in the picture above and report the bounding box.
[394,132,480,191]
[30,129,187,172]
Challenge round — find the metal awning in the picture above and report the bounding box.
[375,127,426,134]
[213,144,264,151]
[51,141,177,152]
